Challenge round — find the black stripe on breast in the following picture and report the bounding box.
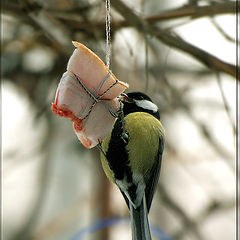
[105,118,133,182]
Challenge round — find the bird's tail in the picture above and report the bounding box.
[130,193,152,240]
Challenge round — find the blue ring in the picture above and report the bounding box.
[69,217,173,240]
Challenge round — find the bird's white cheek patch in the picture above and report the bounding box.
[135,100,158,113]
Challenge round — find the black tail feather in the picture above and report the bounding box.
[130,194,152,240]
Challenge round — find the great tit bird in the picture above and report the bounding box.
[100,92,165,240]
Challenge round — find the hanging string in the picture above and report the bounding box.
[105,0,111,69]
[144,35,149,93]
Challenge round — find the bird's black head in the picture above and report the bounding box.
[120,92,160,120]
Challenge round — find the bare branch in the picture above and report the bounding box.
[14,0,73,54]
[3,1,237,75]
[215,72,236,135]
[211,17,238,43]
[9,116,56,240]
[109,0,236,78]
[157,185,204,240]
[145,2,236,22]
[38,2,237,28]
[4,1,236,31]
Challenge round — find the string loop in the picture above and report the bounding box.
[71,70,117,120]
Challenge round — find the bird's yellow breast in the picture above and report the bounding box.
[101,112,164,182]
[124,112,164,174]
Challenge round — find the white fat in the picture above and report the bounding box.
[135,100,158,113]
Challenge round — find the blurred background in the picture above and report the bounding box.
[2,0,237,240]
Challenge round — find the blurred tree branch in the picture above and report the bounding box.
[9,115,56,240]
[215,72,236,135]
[152,68,234,164]
[3,1,236,28]
[158,184,235,240]
[144,2,236,21]
[109,0,236,78]
[210,17,238,43]
[19,0,72,53]
[157,185,204,240]
[3,0,236,78]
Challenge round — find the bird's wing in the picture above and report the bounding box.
[145,136,164,212]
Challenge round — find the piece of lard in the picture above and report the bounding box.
[51,42,128,148]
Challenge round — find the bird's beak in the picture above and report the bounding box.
[120,93,134,103]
